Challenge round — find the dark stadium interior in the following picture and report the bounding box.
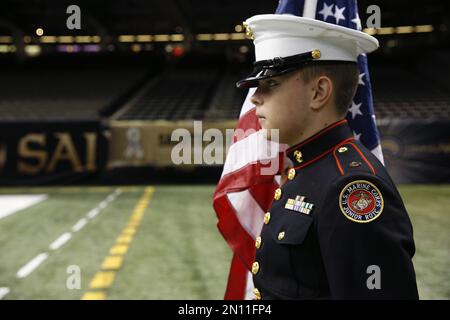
[0,0,449,185]
[0,1,449,303]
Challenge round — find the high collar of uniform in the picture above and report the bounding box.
[286,119,354,167]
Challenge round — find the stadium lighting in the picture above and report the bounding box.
[235,24,244,32]
[377,27,396,35]
[0,45,16,53]
[230,33,247,40]
[0,44,16,53]
[40,36,57,43]
[119,35,135,42]
[58,36,74,43]
[213,33,230,40]
[165,44,173,53]
[136,35,152,42]
[170,34,184,42]
[75,36,92,43]
[35,28,44,36]
[24,45,41,57]
[415,25,433,33]
[172,46,184,57]
[239,45,249,54]
[0,36,12,43]
[396,26,414,34]
[196,34,213,41]
[363,24,434,35]
[131,44,141,53]
[154,34,170,42]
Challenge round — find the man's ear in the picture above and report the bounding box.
[310,76,333,111]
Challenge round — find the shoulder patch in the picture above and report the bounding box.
[339,180,384,223]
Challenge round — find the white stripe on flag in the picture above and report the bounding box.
[227,190,265,240]
[221,130,281,178]
[239,88,256,118]
[303,0,319,18]
[371,144,385,165]
[244,271,255,300]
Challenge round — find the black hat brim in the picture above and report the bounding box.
[236,66,302,89]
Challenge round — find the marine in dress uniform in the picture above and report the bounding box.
[236,15,419,299]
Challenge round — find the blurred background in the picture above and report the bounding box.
[0,0,448,300]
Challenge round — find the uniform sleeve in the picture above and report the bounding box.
[316,174,419,299]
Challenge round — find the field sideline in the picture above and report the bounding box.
[0,185,448,300]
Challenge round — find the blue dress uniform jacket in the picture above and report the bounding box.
[252,120,419,300]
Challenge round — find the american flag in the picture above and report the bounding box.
[213,0,383,300]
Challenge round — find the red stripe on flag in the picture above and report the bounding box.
[214,192,256,270]
[248,182,278,215]
[224,254,249,300]
[214,160,280,199]
[233,107,261,143]
[213,100,284,299]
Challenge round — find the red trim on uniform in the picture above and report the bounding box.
[348,142,376,175]
[333,147,345,176]
[291,137,355,170]
[286,119,348,153]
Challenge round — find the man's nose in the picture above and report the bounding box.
[250,87,263,106]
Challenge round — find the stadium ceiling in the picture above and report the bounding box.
[0,0,448,36]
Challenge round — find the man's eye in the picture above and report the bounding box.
[267,80,278,87]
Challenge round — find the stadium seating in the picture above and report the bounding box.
[117,67,221,120]
[1,56,449,122]
[0,67,147,121]
[371,66,450,119]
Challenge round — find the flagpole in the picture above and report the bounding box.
[303,0,318,18]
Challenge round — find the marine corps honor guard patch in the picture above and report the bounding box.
[339,180,384,223]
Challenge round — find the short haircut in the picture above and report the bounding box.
[299,62,359,116]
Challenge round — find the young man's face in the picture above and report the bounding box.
[251,70,313,145]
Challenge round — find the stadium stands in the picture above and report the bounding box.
[1,55,449,123]
[204,70,249,120]
[116,67,220,120]
[0,66,148,121]
[371,66,450,119]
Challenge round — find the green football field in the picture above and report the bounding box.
[0,185,448,300]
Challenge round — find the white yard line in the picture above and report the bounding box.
[98,201,108,209]
[13,188,122,280]
[49,232,72,250]
[72,218,88,232]
[87,208,100,219]
[16,253,49,279]
[0,287,10,299]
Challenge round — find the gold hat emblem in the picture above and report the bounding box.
[311,49,321,59]
[243,22,254,40]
